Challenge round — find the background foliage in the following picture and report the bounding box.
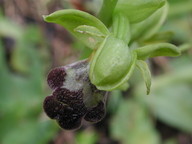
[0,0,192,144]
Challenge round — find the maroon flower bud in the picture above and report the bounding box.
[43,60,108,130]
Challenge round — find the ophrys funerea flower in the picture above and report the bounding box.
[43,60,107,130]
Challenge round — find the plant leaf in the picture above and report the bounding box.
[111,100,160,144]
[146,83,192,133]
[115,0,166,23]
[75,130,98,144]
[135,43,181,60]
[136,60,151,95]
[43,9,109,49]
[134,64,192,133]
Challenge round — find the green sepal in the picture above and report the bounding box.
[74,25,106,49]
[98,0,118,27]
[89,35,137,91]
[144,31,174,43]
[112,12,131,44]
[115,0,166,23]
[135,43,181,60]
[131,2,168,41]
[136,60,152,95]
[43,9,109,49]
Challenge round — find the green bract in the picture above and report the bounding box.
[89,35,137,91]
[74,25,106,49]
[43,9,109,49]
[131,2,169,41]
[135,43,181,60]
[115,0,166,23]
[136,60,152,95]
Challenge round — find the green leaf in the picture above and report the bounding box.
[135,64,192,133]
[136,60,151,95]
[115,0,166,23]
[2,121,58,144]
[89,35,137,91]
[43,9,109,49]
[130,2,168,41]
[111,100,160,144]
[135,43,181,60]
[0,23,55,142]
[74,25,106,49]
[0,15,22,39]
[75,129,98,144]
[145,83,192,133]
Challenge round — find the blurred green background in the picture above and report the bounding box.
[0,0,192,144]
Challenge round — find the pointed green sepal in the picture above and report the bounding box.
[115,0,166,23]
[135,43,181,60]
[136,60,152,95]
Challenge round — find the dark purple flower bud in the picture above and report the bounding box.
[43,60,108,130]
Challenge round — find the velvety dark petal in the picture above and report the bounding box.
[57,115,82,130]
[53,88,84,107]
[57,106,86,130]
[43,95,67,119]
[47,67,66,89]
[84,101,106,123]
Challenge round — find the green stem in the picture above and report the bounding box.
[98,0,118,27]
